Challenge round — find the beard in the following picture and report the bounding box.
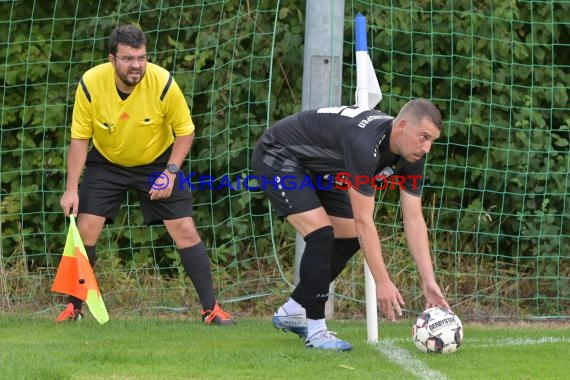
[117,68,145,87]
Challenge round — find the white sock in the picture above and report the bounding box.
[307,318,327,338]
[281,298,305,315]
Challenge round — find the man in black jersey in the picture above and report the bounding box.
[252,98,450,351]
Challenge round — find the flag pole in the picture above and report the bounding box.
[355,12,379,344]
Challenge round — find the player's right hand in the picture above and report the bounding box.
[376,279,405,321]
[60,191,79,217]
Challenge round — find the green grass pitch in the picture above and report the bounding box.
[1,314,568,379]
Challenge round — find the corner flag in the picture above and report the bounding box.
[355,12,382,109]
[52,215,109,324]
[355,12,381,344]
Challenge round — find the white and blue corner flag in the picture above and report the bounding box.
[355,13,382,109]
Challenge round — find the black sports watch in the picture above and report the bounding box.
[166,163,178,174]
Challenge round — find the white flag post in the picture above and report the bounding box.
[354,12,382,344]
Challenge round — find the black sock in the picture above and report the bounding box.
[179,242,216,311]
[329,237,360,280]
[291,237,360,306]
[299,226,335,320]
[68,245,97,311]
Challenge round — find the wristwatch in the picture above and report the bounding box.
[166,163,178,174]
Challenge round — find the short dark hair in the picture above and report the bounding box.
[397,98,442,130]
[108,25,147,55]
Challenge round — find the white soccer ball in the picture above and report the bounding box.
[411,307,463,354]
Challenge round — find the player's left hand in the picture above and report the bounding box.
[423,281,451,310]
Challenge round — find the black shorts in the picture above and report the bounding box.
[78,146,193,225]
[251,149,353,218]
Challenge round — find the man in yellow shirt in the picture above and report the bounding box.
[58,24,234,325]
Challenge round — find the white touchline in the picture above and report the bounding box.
[470,336,569,348]
[376,339,447,380]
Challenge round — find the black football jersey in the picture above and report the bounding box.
[255,106,425,196]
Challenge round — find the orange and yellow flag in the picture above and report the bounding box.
[52,215,109,324]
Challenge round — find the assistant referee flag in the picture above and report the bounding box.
[52,215,109,324]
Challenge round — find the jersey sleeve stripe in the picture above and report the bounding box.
[79,77,91,103]
[159,73,173,101]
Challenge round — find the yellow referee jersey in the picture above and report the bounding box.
[71,62,195,166]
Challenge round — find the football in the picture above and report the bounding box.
[411,307,463,354]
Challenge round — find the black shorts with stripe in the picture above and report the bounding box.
[78,146,193,225]
[251,149,353,219]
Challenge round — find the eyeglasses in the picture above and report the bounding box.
[114,55,148,64]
